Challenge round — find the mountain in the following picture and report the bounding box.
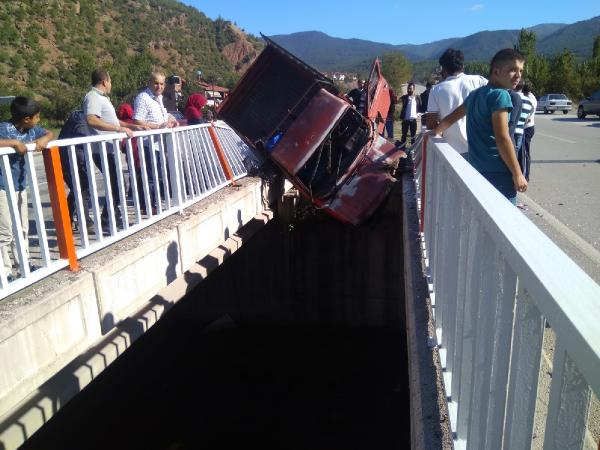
[0,0,262,120]
[270,16,600,71]
[538,16,600,57]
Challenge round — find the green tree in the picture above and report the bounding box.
[527,54,550,96]
[593,35,600,58]
[547,49,579,98]
[380,52,412,90]
[464,61,489,77]
[516,28,537,79]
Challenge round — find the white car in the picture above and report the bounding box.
[537,93,572,114]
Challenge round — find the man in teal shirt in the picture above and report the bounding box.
[434,48,528,204]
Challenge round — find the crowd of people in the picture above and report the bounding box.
[345,46,536,208]
[0,68,214,281]
[1,48,538,281]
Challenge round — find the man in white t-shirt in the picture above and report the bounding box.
[427,48,487,155]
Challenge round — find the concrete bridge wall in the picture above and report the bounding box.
[0,178,274,450]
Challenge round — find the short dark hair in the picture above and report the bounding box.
[439,48,464,75]
[408,82,415,88]
[490,48,524,73]
[522,81,532,95]
[10,96,41,122]
[91,68,110,86]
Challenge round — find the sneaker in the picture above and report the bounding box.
[6,274,14,283]
[29,263,40,272]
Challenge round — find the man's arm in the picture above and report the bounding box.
[426,112,440,129]
[0,139,27,155]
[492,110,527,192]
[34,130,54,152]
[87,115,134,138]
[433,104,466,136]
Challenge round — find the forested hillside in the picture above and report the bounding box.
[271,16,600,71]
[0,0,262,121]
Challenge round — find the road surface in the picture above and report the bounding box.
[518,111,600,284]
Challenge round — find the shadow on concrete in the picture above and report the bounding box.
[165,241,178,284]
[0,296,173,450]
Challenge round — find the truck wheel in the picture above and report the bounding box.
[549,110,555,114]
[577,106,586,119]
[563,110,568,114]
[543,107,548,114]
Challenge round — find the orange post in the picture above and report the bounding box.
[208,124,236,186]
[43,146,80,271]
[419,134,428,234]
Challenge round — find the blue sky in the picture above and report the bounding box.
[182,1,599,45]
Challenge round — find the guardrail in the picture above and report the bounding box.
[0,121,249,299]
[411,134,600,450]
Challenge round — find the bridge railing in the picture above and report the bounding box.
[0,121,249,299]
[412,135,600,450]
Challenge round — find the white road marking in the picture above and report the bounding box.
[520,193,600,268]
[536,132,576,144]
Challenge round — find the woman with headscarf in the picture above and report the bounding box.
[184,93,208,125]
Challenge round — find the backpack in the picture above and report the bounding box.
[58,110,89,140]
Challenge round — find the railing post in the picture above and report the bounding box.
[208,123,236,186]
[43,146,79,271]
[166,130,184,209]
[419,133,428,233]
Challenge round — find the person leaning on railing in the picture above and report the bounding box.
[433,49,528,205]
[0,97,54,282]
[132,71,179,214]
[83,68,147,232]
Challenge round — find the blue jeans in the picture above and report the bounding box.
[481,171,517,204]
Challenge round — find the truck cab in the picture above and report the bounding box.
[218,36,404,225]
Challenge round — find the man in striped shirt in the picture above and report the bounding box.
[521,83,536,181]
[514,81,534,180]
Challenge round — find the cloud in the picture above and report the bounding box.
[467,3,484,11]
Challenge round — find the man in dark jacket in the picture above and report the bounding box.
[399,83,421,146]
[347,79,365,111]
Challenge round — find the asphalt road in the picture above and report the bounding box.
[518,111,600,284]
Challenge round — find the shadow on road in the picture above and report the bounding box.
[532,159,600,164]
[548,117,600,124]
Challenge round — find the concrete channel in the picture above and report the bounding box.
[14,182,425,450]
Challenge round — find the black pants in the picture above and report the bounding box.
[401,119,417,145]
[92,147,122,226]
[60,145,92,224]
[520,126,534,181]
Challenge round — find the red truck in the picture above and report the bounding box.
[218,36,405,225]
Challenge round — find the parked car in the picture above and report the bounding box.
[218,35,405,225]
[577,89,600,118]
[537,93,572,114]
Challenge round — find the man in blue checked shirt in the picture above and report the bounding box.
[0,97,54,281]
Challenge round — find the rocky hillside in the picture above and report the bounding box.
[0,0,262,120]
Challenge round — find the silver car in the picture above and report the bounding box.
[577,89,600,119]
[537,93,572,114]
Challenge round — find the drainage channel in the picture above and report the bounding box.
[21,188,408,450]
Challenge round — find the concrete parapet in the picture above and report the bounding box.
[0,177,274,450]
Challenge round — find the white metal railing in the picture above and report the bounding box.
[0,121,248,299]
[412,135,600,450]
